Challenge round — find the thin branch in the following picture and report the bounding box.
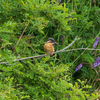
[62,48,100,52]
[54,36,77,54]
[16,20,31,45]
[0,54,46,65]
[0,36,77,65]
[1,47,100,65]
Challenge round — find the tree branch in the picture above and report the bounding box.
[54,36,78,54]
[0,36,77,65]
[61,48,100,52]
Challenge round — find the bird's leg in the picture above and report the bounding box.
[50,52,53,57]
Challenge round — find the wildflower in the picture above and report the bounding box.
[76,63,82,72]
[93,37,99,48]
[91,57,100,68]
[91,61,100,68]
[94,56,100,63]
[91,62,98,68]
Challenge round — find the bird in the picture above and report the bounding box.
[44,37,60,57]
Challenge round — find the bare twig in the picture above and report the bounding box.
[54,36,78,54]
[0,54,46,65]
[0,36,77,65]
[62,48,100,52]
[16,20,30,45]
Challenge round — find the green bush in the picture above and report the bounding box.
[0,60,99,99]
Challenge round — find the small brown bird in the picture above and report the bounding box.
[44,38,59,57]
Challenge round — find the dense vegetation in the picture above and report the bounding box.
[0,0,100,99]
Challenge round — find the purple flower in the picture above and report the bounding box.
[91,57,100,68]
[76,63,83,72]
[95,56,100,63]
[91,62,98,68]
[93,37,99,48]
[91,61,100,68]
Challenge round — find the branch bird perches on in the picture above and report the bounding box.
[1,36,100,65]
[0,36,78,65]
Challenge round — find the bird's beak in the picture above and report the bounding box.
[54,42,60,46]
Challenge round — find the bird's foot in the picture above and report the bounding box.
[50,52,53,57]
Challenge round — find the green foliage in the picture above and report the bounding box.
[0,60,99,99]
[0,0,100,99]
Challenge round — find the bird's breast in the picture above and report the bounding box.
[44,43,54,54]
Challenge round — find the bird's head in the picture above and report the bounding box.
[47,38,60,46]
